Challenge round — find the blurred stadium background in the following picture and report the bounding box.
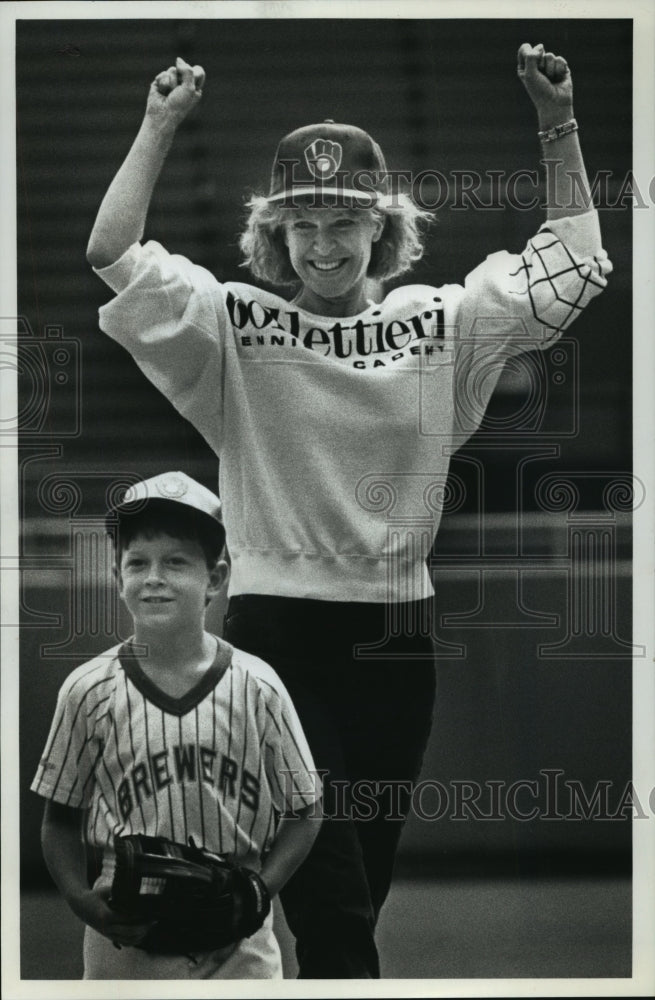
[15,16,633,979]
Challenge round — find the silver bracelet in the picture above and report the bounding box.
[538,118,578,143]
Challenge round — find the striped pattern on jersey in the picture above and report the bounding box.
[31,640,320,868]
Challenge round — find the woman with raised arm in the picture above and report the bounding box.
[87,45,611,979]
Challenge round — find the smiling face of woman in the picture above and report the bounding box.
[282,205,384,316]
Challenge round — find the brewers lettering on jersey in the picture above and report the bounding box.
[33,643,317,873]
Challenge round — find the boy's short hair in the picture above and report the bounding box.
[238,195,433,288]
[113,501,225,568]
[107,472,226,567]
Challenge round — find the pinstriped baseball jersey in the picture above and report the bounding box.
[31,638,320,873]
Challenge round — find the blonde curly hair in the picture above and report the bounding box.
[238,194,433,287]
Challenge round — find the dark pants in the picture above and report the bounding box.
[224,595,437,979]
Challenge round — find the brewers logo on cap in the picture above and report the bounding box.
[107,471,223,530]
[155,474,189,500]
[267,121,389,205]
[304,139,342,181]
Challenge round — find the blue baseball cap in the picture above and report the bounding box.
[267,121,389,206]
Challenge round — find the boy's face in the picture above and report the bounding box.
[282,205,383,313]
[117,533,225,634]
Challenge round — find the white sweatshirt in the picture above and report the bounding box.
[95,212,611,604]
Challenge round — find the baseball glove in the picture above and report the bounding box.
[109,833,271,955]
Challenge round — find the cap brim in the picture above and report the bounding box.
[266,186,380,208]
[104,497,224,545]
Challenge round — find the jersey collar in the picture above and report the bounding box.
[118,637,233,716]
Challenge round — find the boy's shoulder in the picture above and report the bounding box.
[227,644,289,702]
[56,642,126,699]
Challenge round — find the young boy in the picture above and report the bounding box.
[31,471,321,980]
[86,45,612,978]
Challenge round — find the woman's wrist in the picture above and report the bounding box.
[140,112,180,147]
[537,104,575,131]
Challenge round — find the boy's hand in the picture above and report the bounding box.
[72,886,154,948]
[517,43,574,128]
[146,56,205,129]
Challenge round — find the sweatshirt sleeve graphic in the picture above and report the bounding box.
[452,211,612,441]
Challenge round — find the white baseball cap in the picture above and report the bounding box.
[106,471,224,544]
